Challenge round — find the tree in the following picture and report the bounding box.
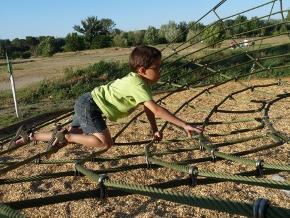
[74,16,115,48]
[126,31,135,46]
[37,36,56,56]
[186,29,203,44]
[159,21,183,43]
[55,38,65,52]
[91,35,112,49]
[158,25,168,44]
[111,28,122,35]
[0,40,11,58]
[113,33,128,47]
[247,17,261,37]
[26,36,39,56]
[279,22,288,34]
[186,21,205,43]
[202,24,225,47]
[144,26,159,45]
[125,30,145,46]
[286,10,290,31]
[0,41,5,59]
[11,38,29,51]
[233,15,249,36]
[64,33,85,51]
[133,30,145,45]
[10,38,30,58]
[178,21,188,42]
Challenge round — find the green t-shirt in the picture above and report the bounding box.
[91,72,152,121]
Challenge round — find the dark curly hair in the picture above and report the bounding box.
[129,45,161,72]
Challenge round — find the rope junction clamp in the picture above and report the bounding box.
[90,152,95,162]
[188,165,198,187]
[144,143,155,168]
[229,94,235,100]
[199,143,205,151]
[205,89,211,94]
[74,160,82,176]
[211,148,218,162]
[145,156,150,168]
[144,145,150,168]
[199,134,209,151]
[255,160,264,177]
[98,174,109,200]
[204,118,210,125]
[34,154,41,164]
[253,198,269,218]
[213,105,218,113]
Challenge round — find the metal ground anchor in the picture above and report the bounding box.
[255,159,264,177]
[98,174,109,200]
[188,165,198,187]
[211,148,218,162]
[253,198,269,218]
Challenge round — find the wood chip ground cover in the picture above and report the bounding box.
[0,78,289,217]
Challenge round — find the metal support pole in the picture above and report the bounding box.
[6,53,20,118]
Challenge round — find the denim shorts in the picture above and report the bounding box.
[71,92,107,134]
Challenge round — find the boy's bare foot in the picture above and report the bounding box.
[46,128,69,157]
[8,125,33,149]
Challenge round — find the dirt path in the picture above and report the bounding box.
[0,47,131,91]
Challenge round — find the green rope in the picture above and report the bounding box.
[75,164,290,218]
[0,146,68,175]
[0,203,25,218]
[0,146,200,166]
[148,156,290,190]
[199,133,289,171]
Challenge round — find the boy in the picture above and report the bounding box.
[11,45,203,153]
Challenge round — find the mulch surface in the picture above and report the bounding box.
[1,78,289,218]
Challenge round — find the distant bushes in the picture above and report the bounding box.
[64,33,85,52]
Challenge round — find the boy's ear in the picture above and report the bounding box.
[137,67,146,75]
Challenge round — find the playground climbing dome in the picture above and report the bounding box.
[1,0,290,217]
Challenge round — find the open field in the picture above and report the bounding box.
[0,77,289,217]
[0,47,131,91]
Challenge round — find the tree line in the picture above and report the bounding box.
[0,12,289,59]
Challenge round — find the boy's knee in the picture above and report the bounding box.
[103,141,113,149]
[65,133,72,143]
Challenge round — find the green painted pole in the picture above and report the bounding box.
[6,53,20,118]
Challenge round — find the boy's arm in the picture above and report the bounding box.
[144,100,186,128]
[143,100,203,137]
[144,105,158,132]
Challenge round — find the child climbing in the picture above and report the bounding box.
[9,45,203,154]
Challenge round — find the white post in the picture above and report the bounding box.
[6,53,20,118]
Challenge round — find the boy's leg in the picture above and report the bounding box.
[65,128,113,151]
[68,126,83,134]
[8,125,32,149]
[15,129,61,146]
[69,113,83,134]
[33,132,54,141]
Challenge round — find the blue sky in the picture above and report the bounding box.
[1,0,289,40]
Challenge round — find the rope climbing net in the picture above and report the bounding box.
[0,0,290,217]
